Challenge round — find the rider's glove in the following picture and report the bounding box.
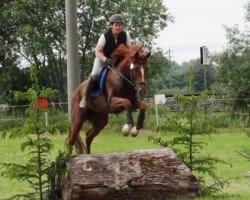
[105,58,113,66]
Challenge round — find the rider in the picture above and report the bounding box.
[79,14,131,108]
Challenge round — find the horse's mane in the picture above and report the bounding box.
[111,44,144,67]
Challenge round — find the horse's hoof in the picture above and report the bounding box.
[130,126,139,137]
[122,124,132,137]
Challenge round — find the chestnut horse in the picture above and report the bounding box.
[66,44,150,154]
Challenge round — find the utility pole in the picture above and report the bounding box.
[65,0,80,120]
[167,48,173,90]
[200,46,210,117]
[200,46,209,90]
[204,64,207,90]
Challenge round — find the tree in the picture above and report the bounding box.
[0,0,66,102]
[214,2,250,112]
[147,48,170,96]
[0,65,31,104]
[152,58,216,96]
[0,0,173,104]
[0,2,32,104]
[77,0,173,77]
[182,59,215,93]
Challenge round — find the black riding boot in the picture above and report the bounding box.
[79,77,96,108]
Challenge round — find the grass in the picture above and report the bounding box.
[0,128,250,199]
[194,128,250,199]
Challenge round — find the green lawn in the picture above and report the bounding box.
[0,128,250,199]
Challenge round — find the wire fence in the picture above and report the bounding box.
[0,98,249,131]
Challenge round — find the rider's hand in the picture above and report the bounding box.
[105,58,113,66]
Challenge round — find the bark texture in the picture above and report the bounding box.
[62,148,199,200]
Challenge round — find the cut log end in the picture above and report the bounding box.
[62,148,199,200]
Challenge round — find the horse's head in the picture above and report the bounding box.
[111,44,151,98]
[130,48,151,98]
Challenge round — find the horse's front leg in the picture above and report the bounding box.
[136,99,147,129]
[130,99,147,137]
[122,110,134,136]
[109,97,133,136]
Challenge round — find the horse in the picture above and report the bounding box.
[66,44,151,154]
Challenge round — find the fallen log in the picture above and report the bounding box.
[62,148,199,200]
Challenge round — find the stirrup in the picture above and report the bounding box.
[79,97,87,108]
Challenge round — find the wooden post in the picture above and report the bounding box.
[61,148,199,199]
[65,0,80,120]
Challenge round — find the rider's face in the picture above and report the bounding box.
[111,22,123,35]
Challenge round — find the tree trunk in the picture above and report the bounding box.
[61,148,199,200]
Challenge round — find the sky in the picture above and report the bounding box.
[154,0,248,64]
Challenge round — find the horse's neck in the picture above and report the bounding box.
[105,61,136,100]
[115,59,130,77]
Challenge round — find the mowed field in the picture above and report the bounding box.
[0,128,250,199]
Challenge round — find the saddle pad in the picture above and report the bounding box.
[90,67,109,97]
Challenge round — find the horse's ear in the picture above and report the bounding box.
[134,50,140,59]
[146,52,151,59]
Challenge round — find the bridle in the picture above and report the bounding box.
[108,62,147,90]
[130,63,147,85]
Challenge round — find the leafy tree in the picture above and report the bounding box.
[162,61,189,95]
[77,0,173,77]
[0,15,31,104]
[0,0,66,102]
[152,58,216,96]
[0,64,31,104]
[147,48,170,96]
[182,59,215,92]
[214,2,250,112]
[0,0,173,104]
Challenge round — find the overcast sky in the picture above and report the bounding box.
[154,0,248,64]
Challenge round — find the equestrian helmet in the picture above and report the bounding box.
[109,14,124,24]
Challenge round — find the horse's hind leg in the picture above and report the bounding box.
[86,113,108,154]
[75,134,86,154]
[66,111,87,151]
[85,125,106,154]
[67,121,83,145]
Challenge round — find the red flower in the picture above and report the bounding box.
[33,98,48,111]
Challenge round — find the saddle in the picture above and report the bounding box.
[89,67,109,97]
